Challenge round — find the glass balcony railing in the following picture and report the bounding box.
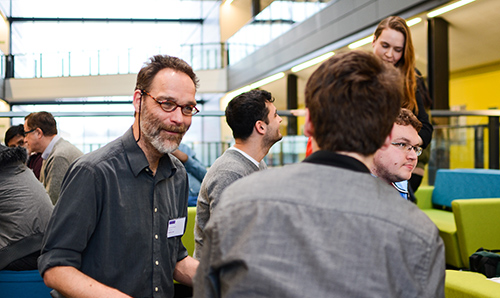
[2,110,499,176]
[10,42,224,79]
[428,110,500,185]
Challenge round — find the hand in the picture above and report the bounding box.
[171,149,189,163]
[290,109,306,117]
[43,266,133,298]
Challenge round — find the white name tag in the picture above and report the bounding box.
[167,217,186,238]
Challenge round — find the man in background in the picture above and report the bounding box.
[0,144,53,271]
[371,108,422,201]
[172,143,207,206]
[193,51,445,297]
[194,89,282,260]
[4,124,43,179]
[24,112,83,203]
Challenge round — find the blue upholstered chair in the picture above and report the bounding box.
[0,270,52,298]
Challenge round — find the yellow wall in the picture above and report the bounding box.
[448,62,500,169]
[450,62,500,110]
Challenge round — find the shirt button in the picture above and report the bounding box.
[155,234,158,239]
[155,287,159,292]
[155,260,159,265]
[154,208,158,213]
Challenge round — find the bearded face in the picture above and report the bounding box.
[140,102,188,154]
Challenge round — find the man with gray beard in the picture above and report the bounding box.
[38,55,199,298]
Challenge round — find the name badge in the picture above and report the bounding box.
[167,217,186,238]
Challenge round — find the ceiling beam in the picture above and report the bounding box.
[7,17,204,23]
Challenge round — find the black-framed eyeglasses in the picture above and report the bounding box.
[141,90,199,116]
[391,142,422,156]
[24,128,37,135]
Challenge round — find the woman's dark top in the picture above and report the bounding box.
[414,69,433,149]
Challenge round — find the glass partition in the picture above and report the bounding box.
[7,92,224,160]
[4,109,499,174]
[428,110,500,185]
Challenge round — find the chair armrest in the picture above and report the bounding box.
[181,206,197,257]
[445,269,500,297]
[452,198,500,267]
[415,185,434,210]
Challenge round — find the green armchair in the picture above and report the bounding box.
[415,169,500,270]
[453,198,500,268]
[416,183,500,269]
[445,270,500,298]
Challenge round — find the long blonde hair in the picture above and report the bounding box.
[373,16,418,113]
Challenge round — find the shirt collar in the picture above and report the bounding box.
[42,135,61,160]
[226,146,260,168]
[392,181,409,200]
[122,127,177,178]
[302,150,371,174]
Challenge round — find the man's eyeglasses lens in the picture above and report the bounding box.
[391,142,422,156]
[142,90,199,116]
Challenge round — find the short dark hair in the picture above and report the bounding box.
[135,55,199,92]
[25,111,58,136]
[396,108,422,132]
[305,51,402,155]
[225,89,274,140]
[5,124,25,146]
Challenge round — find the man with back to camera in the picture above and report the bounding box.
[194,89,283,260]
[193,51,445,298]
[371,108,423,202]
[38,55,200,298]
[24,112,83,204]
[4,124,43,179]
[0,144,53,271]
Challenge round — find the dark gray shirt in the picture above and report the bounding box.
[0,146,53,269]
[39,127,189,298]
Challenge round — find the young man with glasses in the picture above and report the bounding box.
[193,51,444,298]
[371,108,423,201]
[39,55,199,298]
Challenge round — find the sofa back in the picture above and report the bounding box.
[432,169,500,209]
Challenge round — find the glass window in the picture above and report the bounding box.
[10,93,224,156]
[1,0,221,78]
[227,0,330,65]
